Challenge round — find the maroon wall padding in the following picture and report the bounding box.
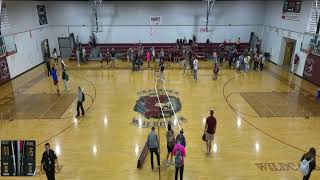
[303,53,320,86]
[0,56,10,85]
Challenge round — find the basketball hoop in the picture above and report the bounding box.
[202,0,216,27]
[91,0,103,32]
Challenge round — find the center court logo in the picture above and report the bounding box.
[255,162,320,172]
[131,89,185,128]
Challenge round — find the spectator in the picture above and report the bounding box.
[168,47,172,63]
[183,37,187,45]
[231,47,238,68]
[244,54,251,72]
[160,62,165,81]
[50,65,60,96]
[213,51,218,64]
[213,63,219,80]
[204,109,217,154]
[219,50,225,64]
[146,127,160,170]
[239,53,245,71]
[300,147,316,180]
[52,48,58,62]
[131,49,137,71]
[46,59,51,77]
[166,123,175,166]
[138,47,143,70]
[259,53,264,71]
[227,49,233,67]
[82,47,86,63]
[176,129,186,147]
[75,35,80,48]
[193,58,198,80]
[256,37,261,53]
[76,86,85,118]
[89,35,93,47]
[127,48,132,68]
[76,47,81,67]
[61,67,69,92]
[236,37,241,51]
[253,52,259,71]
[106,49,111,67]
[173,141,186,180]
[173,48,178,63]
[159,48,165,63]
[146,50,151,69]
[188,50,193,69]
[110,48,116,68]
[92,32,96,47]
[151,46,156,62]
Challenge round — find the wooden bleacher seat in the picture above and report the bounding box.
[70,43,250,61]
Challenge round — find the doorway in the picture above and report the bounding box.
[280,37,296,70]
[58,37,72,58]
[41,39,50,62]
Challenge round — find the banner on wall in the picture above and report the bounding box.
[281,0,301,21]
[150,16,161,25]
[37,5,48,25]
[0,56,10,85]
[200,27,208,33]
[303,53,320,86]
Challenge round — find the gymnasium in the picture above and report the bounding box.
[0,0,319,179]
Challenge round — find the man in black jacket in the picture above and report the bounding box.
[41,143,60,180]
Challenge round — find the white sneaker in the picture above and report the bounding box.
[165,161,169,167]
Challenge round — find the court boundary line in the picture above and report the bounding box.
[36,75,97,147]
[162,83,181,130]
[154,79,168,129]
[222,74,320,157]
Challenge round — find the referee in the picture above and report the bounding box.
[40,143,60,180]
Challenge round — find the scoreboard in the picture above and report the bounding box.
[283,0,301,13]
[282,0,301,21]
[1,141,36,176]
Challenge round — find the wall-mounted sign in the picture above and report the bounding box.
[281,0,301,21]
[37,5,48,25]
[150,16,161,25]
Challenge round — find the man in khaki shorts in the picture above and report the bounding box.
[204,109,217,154]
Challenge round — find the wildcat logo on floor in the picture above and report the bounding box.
[131,89,185,128]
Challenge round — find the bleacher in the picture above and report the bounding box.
[69,43,249,61]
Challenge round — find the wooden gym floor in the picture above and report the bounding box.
[0,60,319,180]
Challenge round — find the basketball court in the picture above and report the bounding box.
[0,0,319,179]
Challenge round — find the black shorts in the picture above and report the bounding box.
[167,145,174,153]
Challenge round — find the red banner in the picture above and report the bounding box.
[0,56,10,85]
[303,53,320,86]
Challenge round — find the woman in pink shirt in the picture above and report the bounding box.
[173,142,186,180]
[146,51,151,69]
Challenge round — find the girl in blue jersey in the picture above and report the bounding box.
[51,65,60,96]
